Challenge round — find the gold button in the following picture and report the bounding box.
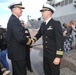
[45,41,47,43]
[59,49,61,50]
[46,36,47,38]
[46,46,47,48]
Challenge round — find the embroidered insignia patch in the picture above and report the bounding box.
[25,30,28,33]
[47,26,53,30]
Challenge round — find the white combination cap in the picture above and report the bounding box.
[40,3,56,13]
[8,1,25,9]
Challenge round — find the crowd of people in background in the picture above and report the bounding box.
[62,20,76,54]
[0,28,10,75]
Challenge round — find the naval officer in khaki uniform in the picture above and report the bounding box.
[32,3,64,75]
[7,2,32,75]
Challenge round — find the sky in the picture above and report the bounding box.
[0,0,47,28]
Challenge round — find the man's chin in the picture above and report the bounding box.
[19,14,22,17]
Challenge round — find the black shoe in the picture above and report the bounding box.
[28,68,33,72]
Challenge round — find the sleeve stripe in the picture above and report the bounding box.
[33,37,37,41]
[26,38,31,45]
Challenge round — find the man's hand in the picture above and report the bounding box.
[31,39,35,45]
[53,57,60,65]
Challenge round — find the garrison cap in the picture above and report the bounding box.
[40,3,56,13]
[8,1,25,9]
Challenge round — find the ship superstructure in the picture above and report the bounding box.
[47,0,76,25]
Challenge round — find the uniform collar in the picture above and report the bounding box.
[45,17,52,25]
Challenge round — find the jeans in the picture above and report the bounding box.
[0,49,9,70]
